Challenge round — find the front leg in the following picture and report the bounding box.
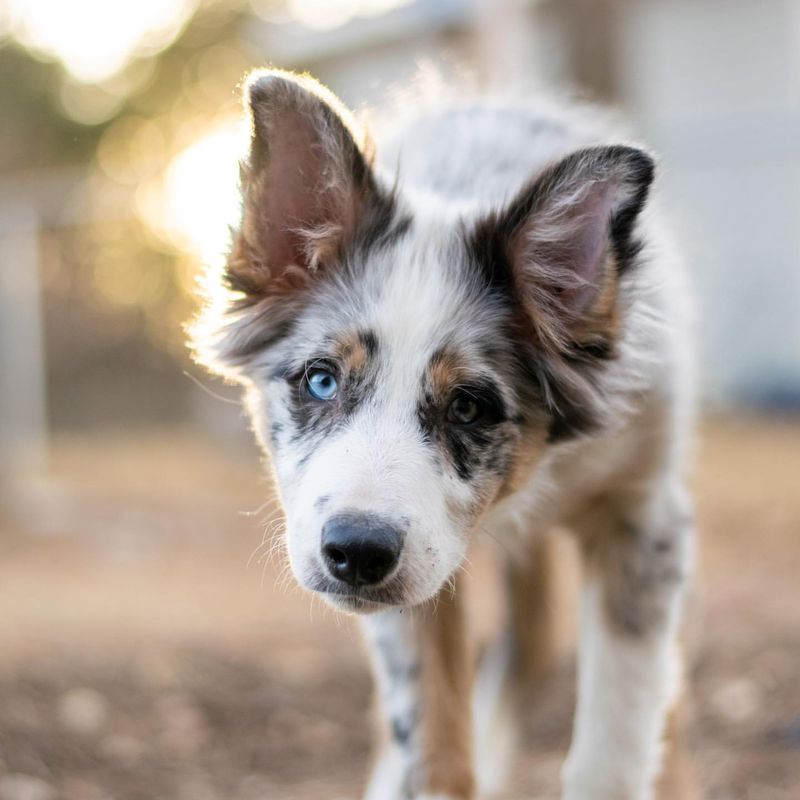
[563,483,694,800]
[360,581,475,800]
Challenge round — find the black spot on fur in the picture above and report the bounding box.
[604,521,688,638]
[445,430,476,481]
[358,329,378,358]
[525,349,600,443]
[353,189,413,257]
[607,148,655,274]
[417,365,510,482]
[546,401,596,443]
[391,709,418,748]
[467,214,515,298]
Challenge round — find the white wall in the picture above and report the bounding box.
[616,0,800,406]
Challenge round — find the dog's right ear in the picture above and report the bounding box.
[191,71,395,378]
[189,70,394,380]
[230,70,384,298]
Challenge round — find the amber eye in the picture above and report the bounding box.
[447,394,482,425]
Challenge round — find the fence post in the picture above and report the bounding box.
[0,202,48,481]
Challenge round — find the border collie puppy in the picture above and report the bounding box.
[192,70,697,800]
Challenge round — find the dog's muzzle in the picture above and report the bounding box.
[321,511,404,587]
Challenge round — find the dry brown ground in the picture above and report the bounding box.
[0,416,798,800]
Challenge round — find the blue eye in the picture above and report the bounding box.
[307,368,338,401]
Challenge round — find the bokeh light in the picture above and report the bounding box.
[157,119,246,266]
[2,0,196,83]
[287,0,412,30]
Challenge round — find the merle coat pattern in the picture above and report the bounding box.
[191,70,697,800]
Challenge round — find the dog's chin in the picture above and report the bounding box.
[318,592,396,615]
[300,568,439,615]
[309,579,407,615]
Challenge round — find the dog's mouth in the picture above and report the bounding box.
[306,568,408,613]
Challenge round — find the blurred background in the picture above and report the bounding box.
[0,1,798,799]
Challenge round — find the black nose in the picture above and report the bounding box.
[321,512,404,587]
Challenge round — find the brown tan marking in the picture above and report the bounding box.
[656,695,701,800]
[417,578,475,799]
[495,425,548,500]
[506,533,562,689]
[570,252,622,347]
[428,349,464,400]
[334,330,371,374]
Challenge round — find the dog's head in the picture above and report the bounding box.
[192,71,654,613]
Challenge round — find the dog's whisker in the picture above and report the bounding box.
[239,496,282,518]
[477,525,516,559]
[182,370,241,405]
[247,519,287,570]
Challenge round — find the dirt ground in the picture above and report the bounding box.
[0,416,798,800]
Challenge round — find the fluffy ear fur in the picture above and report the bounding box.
[191,70,398,378]
[470,145,655,439]
[494,145,653,351]
[232,69,387,296]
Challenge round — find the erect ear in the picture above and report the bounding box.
[475,145,655,355]
[191,71,402,380]
[229,69,390,298]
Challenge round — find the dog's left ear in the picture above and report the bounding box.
[473,145,654,354]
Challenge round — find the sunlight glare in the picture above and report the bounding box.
[287,0,412,30]
[157,120,246,266]
[3,0,195,82]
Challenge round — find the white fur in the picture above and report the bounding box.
[562,580,682,800]
[362,610,423,800]
[471,631,517,797]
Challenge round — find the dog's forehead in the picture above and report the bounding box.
[328,223,490,344]
[299,221,504,373]
[366,231,485,358]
